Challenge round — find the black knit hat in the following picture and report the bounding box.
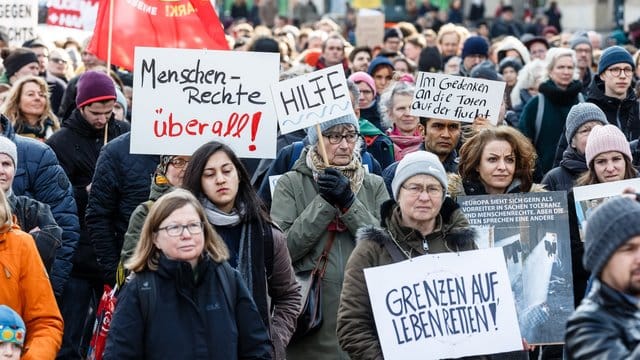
[1,48,38,79]
[584,197,640,275]
[417,46,442,73]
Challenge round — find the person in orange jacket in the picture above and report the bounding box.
[0,188,63,359]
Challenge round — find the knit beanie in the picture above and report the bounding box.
[0,136,18,168]
[0,305,26,347]
[2,48,38,80]
[585,124,632,167]
[391,151,447,200]
[565,103,608,143]
[597,46,635,75]
[569,35,591,50]
[115,88,128,116]
[367,56,394,76]
[461,36,489,59]
[470,60,503,81]
[499,57,523,74]
[306,113,360,145]
[417,46,443,73]
[348,72,377,97]
[75,71,116,109]
[583,197,640,275]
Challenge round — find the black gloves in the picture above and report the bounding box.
[317,168,355,209]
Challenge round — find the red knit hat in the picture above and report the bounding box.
[75,71,116,108]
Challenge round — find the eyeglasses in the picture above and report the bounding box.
[607,67,633,77]
[576,125,597,136]
[157,222,204,237]
[323,132,359,144]
[0,325,25,346]
[401,184,444,197]
[50,58,67,64]
[169,158,189,168]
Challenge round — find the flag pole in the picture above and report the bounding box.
[104,0,115,145]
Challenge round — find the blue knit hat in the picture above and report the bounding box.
[306,113,360,145]
[597,46,635,75]
[0,305,26,347]
[584,197,640,275]
[367,56,394,76]
[461,36,489,59]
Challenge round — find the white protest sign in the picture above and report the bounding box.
[355,9,384,47]
[410,72,506,125]
[364,248,522,360]
[1,0,38,45]
[131,47,279,158]
[271,65,354,134]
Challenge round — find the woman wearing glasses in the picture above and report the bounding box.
[271,114,389,359]
[117,155,191,285]
[182,141,300,360]
[105,189,272,359]
[337,151,477,359]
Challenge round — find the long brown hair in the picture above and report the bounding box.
[126,189,229,272]
[0,75,60,132]
[576,155,637,186]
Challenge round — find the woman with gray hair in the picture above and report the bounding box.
[519,47,583,179]
[271,113,389,359]
[379,81,423,160]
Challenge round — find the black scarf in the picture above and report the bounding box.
[538,79,583,106]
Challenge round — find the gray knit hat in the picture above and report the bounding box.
[570,35,591,50]
[565,103,608,143]
[306,113,360,145]
[0,136,18,167]
[584,197,640,275]
[391,151,447,200]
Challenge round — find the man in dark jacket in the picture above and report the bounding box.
[46,70,130,360]
[0,114,79,300]
[565,196,640,358]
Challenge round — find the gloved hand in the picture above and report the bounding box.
[317,168,355,209]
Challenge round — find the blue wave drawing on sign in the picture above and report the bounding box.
[281,101,352,127]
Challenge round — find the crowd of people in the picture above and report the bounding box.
[1,1,640,359]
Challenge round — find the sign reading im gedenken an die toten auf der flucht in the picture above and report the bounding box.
[410,72,506,125]
[130,47,280,158]
[364,247,522,360]
[270,64,356,135]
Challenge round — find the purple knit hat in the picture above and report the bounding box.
[585,124,632,167]
[75,71,116,108]
[348,71,377,97]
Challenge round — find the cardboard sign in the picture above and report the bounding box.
[573,178,640,242]
[458,191,574,345]
[131,47,279,158]
[1,0,38,45]
[355,9,384,47]
[364,248,522,360]
[45,0,98,30]
[271,65,354,135]
[410,72,506,124]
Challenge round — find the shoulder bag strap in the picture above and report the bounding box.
[312,231,336,278]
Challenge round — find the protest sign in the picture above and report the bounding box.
[573,178,640,241]
[364,248,522,360]
[271,65,355,135]
[458,191,574,344]
[1,0,37,45]
[410,72,506,124]
[44,0,98,30]
[131,47,279,158]
[355,9,384,46]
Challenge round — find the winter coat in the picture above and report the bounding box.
[542,147,587,192]
[0,114,79,298]
[448,174,546,199]
[519,79,583,178]
[14,117,57,141]
[46,109,130,281]
[45,71,66,116]
[586,76,640,141]
[359,118,395,170]
[85,132,159,285]
[0,223,64,360]
[337,199,477,359]
[104,254,272,359]
[270,146,389,360]
[565,279,640,359]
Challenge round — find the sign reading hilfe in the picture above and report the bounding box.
[131,47,279,158]
[410,72,506,125]
[271,65,355,134]
[364,248,522,360]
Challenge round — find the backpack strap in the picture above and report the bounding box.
[216,262,238,314]
[534,93,545,145]
[288,141,305,171]
[134,272,157,325]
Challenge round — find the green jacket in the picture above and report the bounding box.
[271,146,389,360]
[336,199,477,359]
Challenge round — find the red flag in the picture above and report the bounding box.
[88,0,229,71]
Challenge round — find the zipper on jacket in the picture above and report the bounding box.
[422,238,429,252]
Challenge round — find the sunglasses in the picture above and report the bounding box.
[50,58,67,65]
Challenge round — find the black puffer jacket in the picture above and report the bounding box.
[565,279,640,359]
[587,76,640,140]
[86,133,159,285]
[542,147,587,192]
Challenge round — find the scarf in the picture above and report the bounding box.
[538,79,583,106]
[387,133,424,161]
[306,145,365,195]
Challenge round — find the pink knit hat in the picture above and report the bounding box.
[585,124,632,168]
[348,71,377,98]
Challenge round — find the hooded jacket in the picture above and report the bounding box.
[542,146,587,192]
[337,198,477,359]
[586,76,640,141]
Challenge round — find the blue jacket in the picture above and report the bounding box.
[104,254,272,359]
[0,114,79,298]
[85,133,159,285]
